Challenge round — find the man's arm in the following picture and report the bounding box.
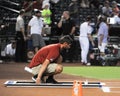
[27,25,31,37]
[19,20,26,40]
[99,34,104,46]
[58,16,64,28]
[20,27,26,39]
[88,34,95,47]
[36,59,50,84]
[56,55,63,64]
[70,26,76,35]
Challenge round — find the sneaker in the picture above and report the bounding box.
[32,74,46,83]
[32,74,38,82]
[86,63,91,66]
[81,62,86,66]
[46,77,58,84]
[101,60,106,66]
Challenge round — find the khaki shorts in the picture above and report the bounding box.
[31,63,58,75]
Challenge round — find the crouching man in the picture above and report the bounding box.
[28,35,73,84]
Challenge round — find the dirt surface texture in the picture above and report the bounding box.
[0,62,120,96]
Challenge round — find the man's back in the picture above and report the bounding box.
[29,43,61,68]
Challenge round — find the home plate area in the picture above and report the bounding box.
[4,80,120,96]
[4,80,111,91]
[4,80,104,87]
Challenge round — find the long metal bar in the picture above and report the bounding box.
[4,80,104,88]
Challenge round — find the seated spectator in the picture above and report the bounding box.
[112,12,120,24]
[4,40,16,61]
[111,1,120,15]
[80,0,89,8]
[22,0,33,12]
[22,0,43,16]
[68,0,79,27]
[32,0,43,10]
[89,0,100,9]
[101,1,112,17]
[42,0,50,6]
[50,0,60,4]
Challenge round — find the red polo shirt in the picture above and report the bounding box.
[29,43,61,68]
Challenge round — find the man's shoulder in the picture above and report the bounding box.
[5,44,12,50]
[7,44,12,47]
[47,43,59,48]
[17,16,23,21]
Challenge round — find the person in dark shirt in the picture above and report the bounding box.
[58,11,76,62]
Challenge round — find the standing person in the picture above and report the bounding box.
[15,9,27,62]
[41,2,52,26]
[97,15,108,60]
[28,35,73,84]
[79,16,94,65]
[58,11,76,36]
[28,9,46,53]
[58,11,76,62]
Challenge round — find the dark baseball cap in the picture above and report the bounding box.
[34,9,41,14]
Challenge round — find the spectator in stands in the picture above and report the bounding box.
[111,1,120,16]
[79,16,95,66]
[41,2,52,26]
[50,0,60,4]
[22,0,43,16]
[113,13,120,24]
[80,0,89,8]
[42,0,50,6]
[58,11,76,62]
[97,15,109,62]
[4,40,16,61]
[101,1,112,17]
[89,0,101,9]
[33,0,43,10]
[22,0,33,16]
[28,9,46,53]
[15,9,27,62]
[68,0,79,27]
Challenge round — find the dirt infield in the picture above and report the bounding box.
[0,62,120,96]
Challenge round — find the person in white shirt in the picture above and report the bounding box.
[113,13,120,24]
[28,9,46,53]
[79,16,94,65]
[5,41,16,61]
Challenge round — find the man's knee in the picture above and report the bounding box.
[55,65,63,74]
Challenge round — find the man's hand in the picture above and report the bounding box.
[36,77,41,84]
[98,42,102,46]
